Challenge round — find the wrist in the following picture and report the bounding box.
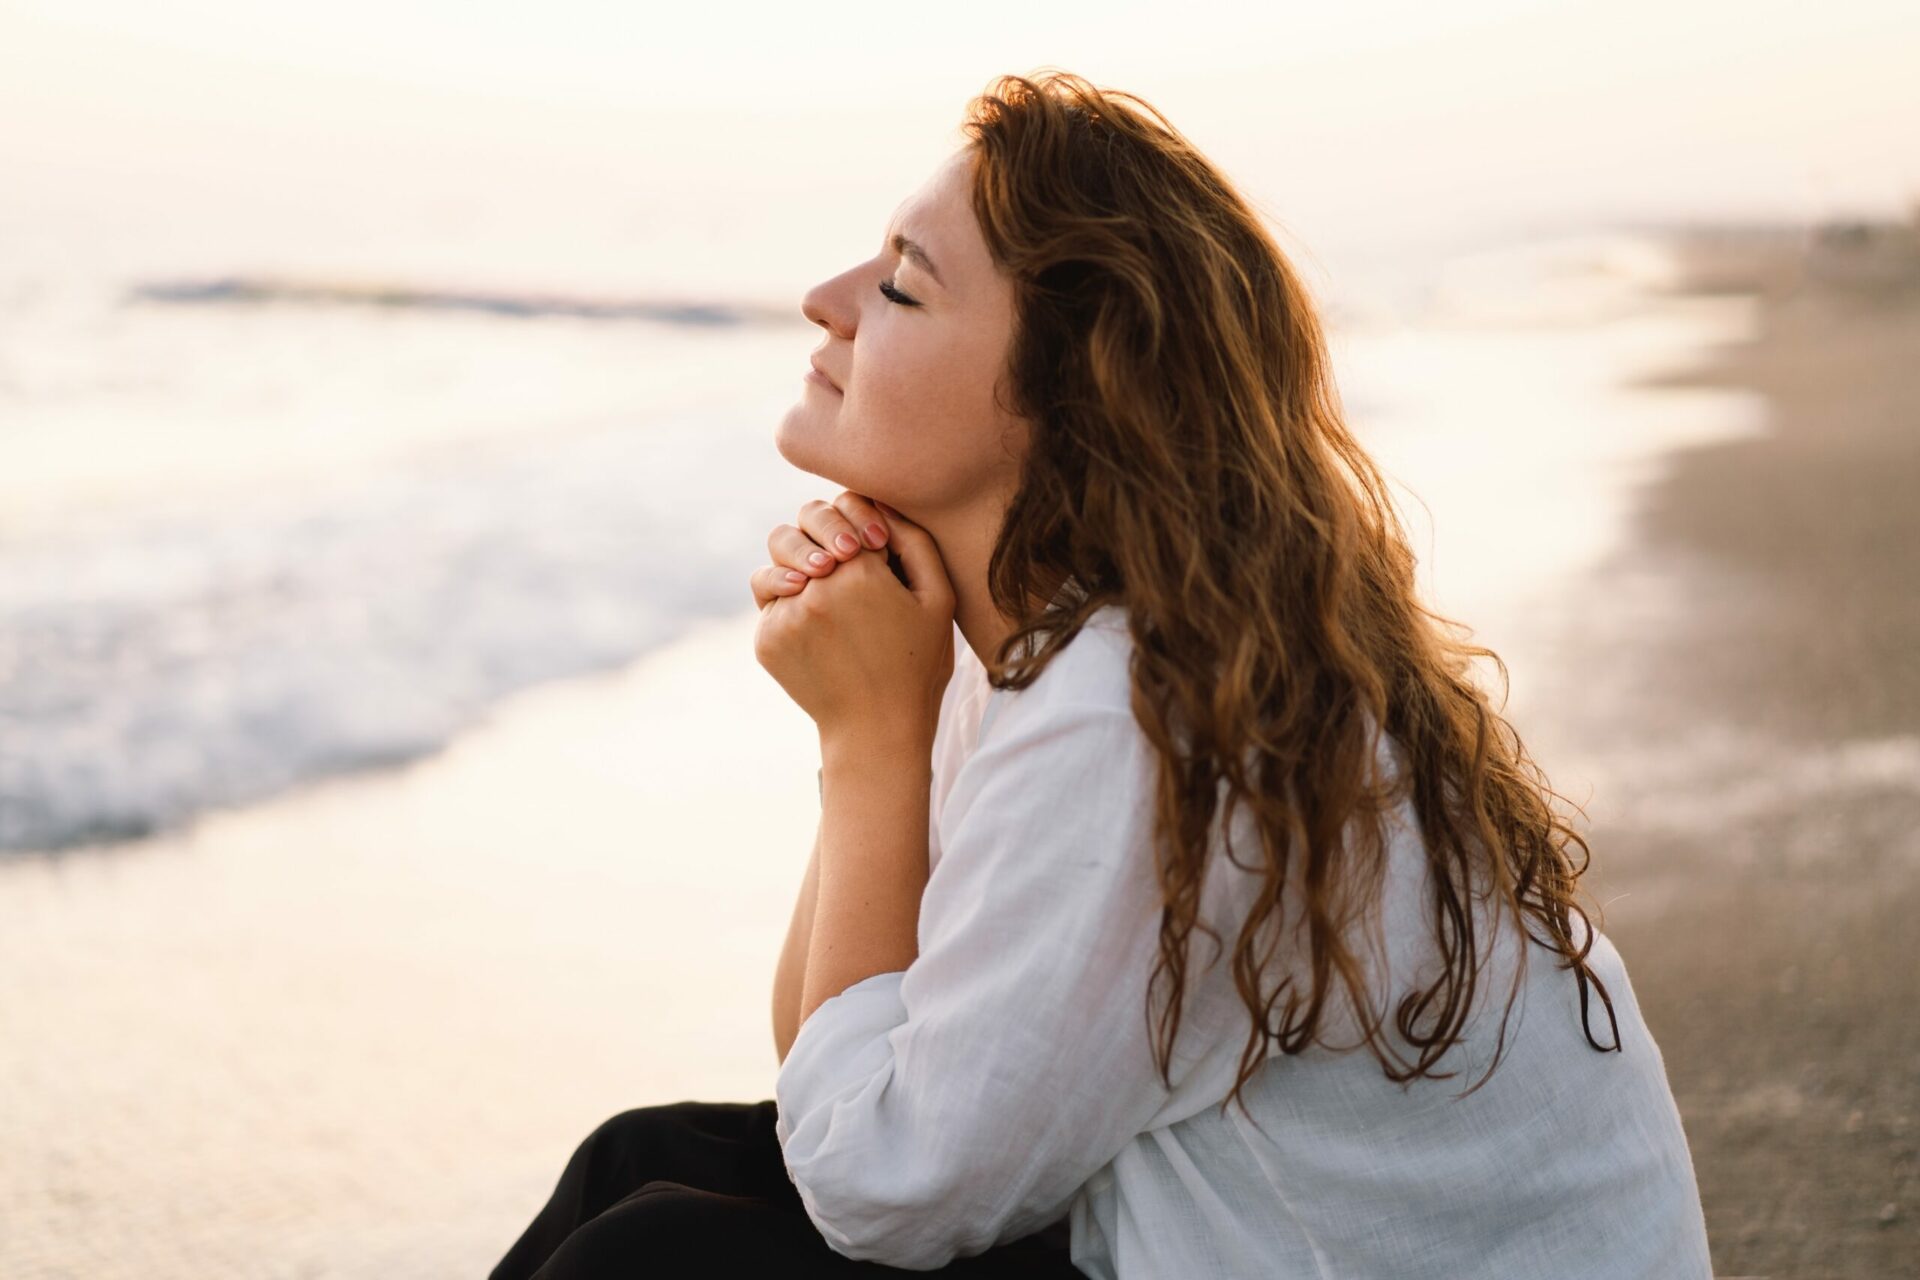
[819,725,935,775]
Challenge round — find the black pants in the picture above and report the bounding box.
[487,1099,1086,1278]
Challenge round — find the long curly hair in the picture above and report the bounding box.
[960,69,1620,1114]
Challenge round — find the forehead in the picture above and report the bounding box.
[886,151,980,271]
[892,149,971,222]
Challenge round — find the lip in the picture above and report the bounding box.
[806,357,842,393]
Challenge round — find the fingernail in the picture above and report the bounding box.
[834,533,859,554]
[808,551,831,568]
[865,522,888,547]
[784,570,807,584]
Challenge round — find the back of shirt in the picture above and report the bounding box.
[783,603,1711,1278]
[935,606,1712,1278]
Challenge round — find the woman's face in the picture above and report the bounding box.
[776,146,1029,516]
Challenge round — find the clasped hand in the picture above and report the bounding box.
[751,491,955,748]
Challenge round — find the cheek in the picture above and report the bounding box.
[852,335,1019,503]
[857,326,999,439]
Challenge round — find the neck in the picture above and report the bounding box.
[926,505,1017,672]
[915,498,1068,674]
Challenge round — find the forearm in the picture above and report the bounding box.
[797,731,933,1030]
[771,817,823,1066]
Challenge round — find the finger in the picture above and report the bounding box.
[869,501,952,609]
[768,522,839,579]
[751,562,810,610]
[797,497,870,562]
[830,490,893,551]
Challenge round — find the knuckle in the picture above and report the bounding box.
[835,495,888,548]
[808,498,855,532]
[776,530,817,567]
[799,500,866,556]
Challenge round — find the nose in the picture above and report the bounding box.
[800,264,861,338]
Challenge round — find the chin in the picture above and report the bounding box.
[773,410,845,487]
[772,404,815,466]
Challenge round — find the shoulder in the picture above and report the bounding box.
[938,606,1160,874]
[945,603,1143,779]
[931,608,1134,840]
[994,603,1136,724]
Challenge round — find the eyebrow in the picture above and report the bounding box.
[890,232,945,288]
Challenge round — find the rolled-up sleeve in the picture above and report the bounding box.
[774,696,1187,1269]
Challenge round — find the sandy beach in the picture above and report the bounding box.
[1532,220,1920,1277]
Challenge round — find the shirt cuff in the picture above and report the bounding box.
[773,968,910,1150]
[775,969,913,1255]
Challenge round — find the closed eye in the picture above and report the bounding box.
[877,279,920,307]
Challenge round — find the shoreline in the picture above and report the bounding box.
[0,607,819,1276]
[1553,218,1920,1276]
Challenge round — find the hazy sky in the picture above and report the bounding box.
[3,0,1915,298]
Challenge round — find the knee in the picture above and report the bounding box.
[573,1099,767,1175]
[532,1182,736,1277]
[618,1181,734,1247]
[576,1100,719,1170]
[580,1105,669,1156]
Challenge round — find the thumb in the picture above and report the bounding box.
[874,501,954,610]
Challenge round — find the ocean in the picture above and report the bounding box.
[0,227,1763,855]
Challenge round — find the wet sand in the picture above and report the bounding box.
[0,610,819,1277]
[1531,221,1920,1277]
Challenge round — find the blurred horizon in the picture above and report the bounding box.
[4,0,1917,306]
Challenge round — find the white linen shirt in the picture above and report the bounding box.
[774,603,1712,1277]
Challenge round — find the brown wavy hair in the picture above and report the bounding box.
[959,69,1621,1116]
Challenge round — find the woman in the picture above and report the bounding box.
[490,70,1711,1279]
